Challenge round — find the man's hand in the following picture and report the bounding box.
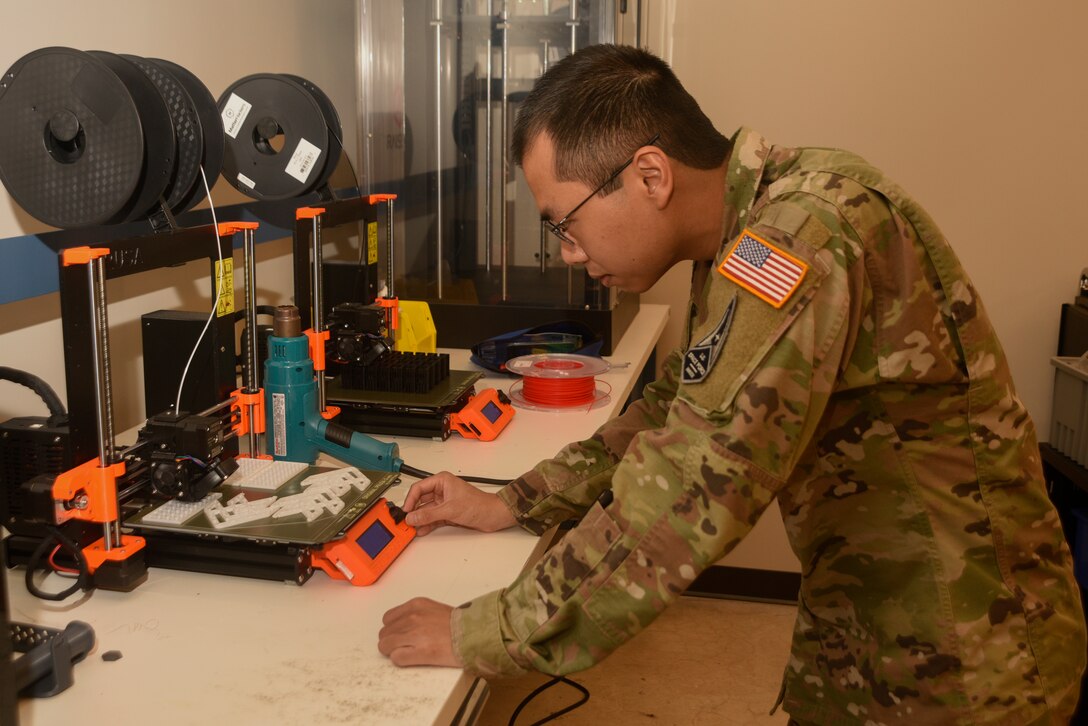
[378,597,459,667]
[403,471,517,536]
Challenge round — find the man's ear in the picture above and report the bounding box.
[633,146,673,210]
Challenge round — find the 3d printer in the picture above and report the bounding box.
[359,0,637,353]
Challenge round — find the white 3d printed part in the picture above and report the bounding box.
[142,493,223,525]
[228,458,309,491]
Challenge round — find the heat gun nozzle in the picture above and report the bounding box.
[273,305,302,338]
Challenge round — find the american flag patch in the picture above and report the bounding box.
[718,230,807,308]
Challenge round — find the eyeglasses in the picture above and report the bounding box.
[542,133,660,247]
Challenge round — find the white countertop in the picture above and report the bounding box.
[9,303,668,726]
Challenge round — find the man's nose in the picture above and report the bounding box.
[560,241,588,265]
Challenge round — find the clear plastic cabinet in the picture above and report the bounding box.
[357,0,638,353]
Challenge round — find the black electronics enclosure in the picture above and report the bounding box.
[1058,301,1088,358]
[142,310,236,419]
[323,260,379,315]
[427,294,638,355]
[0,416,72,537]
[1,539,14,724]
[141,532,313,585]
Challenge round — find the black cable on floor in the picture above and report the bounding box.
[399,463,511,486]
[507,675,590,726]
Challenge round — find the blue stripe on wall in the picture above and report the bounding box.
[0,203,297,305]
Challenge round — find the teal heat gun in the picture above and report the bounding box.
[263,305,402,472]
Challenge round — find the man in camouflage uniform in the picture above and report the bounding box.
[378,45,1087,723]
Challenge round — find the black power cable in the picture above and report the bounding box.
[0,367,86,601]
[508,675,591,726]
[24,526,89,601]
[0,366,67,422]
[399,463,510,487]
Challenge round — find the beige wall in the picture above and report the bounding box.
[0,0,357,428]
[639,0,1088,572]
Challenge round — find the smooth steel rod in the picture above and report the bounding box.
[87,258,118,549]
[195,396,238,418]
[484,0,494,272]
[539,220,547,274]
[311,214,328,412]
[500,0,510,300]
[92,259,115,463]
[117,439,150,458]
[385,198,396,298]
[569,0,578,48]
[243,228,259,393]
[433,0,444,298]
[539,37,551,275]
[567,264,574,306]
[242,227,261,457]
[566,1,580,304]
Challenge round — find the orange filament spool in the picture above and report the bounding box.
[506,354,611,411]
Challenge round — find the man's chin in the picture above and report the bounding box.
[609,278,648,293]
[594,275,646,293]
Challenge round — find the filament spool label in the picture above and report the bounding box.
[222,92,252,139]
[285,137,322,184]
[506,353,610,379]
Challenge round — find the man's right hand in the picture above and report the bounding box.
[402,471,518,536]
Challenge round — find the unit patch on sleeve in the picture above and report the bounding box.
[718,229,807,308]
[682,293,737,384]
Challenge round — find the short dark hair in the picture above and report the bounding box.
[511,44,731,193]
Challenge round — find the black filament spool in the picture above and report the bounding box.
[86,51,175,222]
[282,74,343,194]
[217,74,334,201]
[121,55,202,215]
[153,58,224,215]
[0,47,148,228]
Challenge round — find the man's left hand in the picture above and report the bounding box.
[378,597,460,667]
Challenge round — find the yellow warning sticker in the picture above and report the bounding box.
[367,222,379,265]
[215,258,235,317]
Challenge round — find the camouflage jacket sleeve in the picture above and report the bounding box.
[496,348,685,534]
[454,208,852,676]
